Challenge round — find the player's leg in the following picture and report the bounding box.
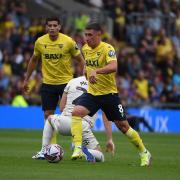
[44,110,56,143]
[56,115,72,136]
[114,120,146,153]
[101,93,151,166]
[82,121,104,162]
[115,120,151,166]
[32,114,70,159]
[71,105,89,160]
[102,112,115,154]
[138,117,154,132]
[71,93,99,160]
[42,114,73,144]
[41,84,60,144]
[32,115,54,159]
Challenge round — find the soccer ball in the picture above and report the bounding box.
[44,144,64,163]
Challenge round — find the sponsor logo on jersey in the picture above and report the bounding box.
[80,81,88,86]
[86,59,99,67]
[44,53,63,59]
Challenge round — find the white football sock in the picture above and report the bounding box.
[42,120,53,146]
[88,149,104,162]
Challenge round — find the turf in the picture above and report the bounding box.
[0,130,179,180]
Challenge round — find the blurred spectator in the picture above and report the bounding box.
[3,14,15,30]
[0,0,180,108]
[172,28,180,60]
[89,0,103,9]
[173,66,180,93]
[11,94,28,107]
[146,8,162,32]
[112,0,126,41]
[0,67,9,91]
[139,27,156,63]
[11,47,24,76]
[126,53,142,78]
[73,31,86,48]
[0,30,13,54]
[11,80,28,107]
[175,9,180,30]
[126,17,144,47]
[133,70,149,103]
[74,12,90,32]
[155,28,174,68]
[1,53,12,77]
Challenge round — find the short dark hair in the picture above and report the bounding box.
[85,22,102,32]
[45,17,61,25]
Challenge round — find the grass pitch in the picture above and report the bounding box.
[0,130,180,180]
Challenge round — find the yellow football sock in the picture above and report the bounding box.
[71,116,82,147]
[50,131,57,144]
[125,127,146,153]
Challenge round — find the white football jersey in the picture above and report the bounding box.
[61,76,96,128]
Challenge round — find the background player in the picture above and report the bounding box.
[22,17,85,144]
[32,76,115,162]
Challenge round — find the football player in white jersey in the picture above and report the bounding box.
[32,76,115,162]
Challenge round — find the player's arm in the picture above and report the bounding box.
[60,92,67,112]
[74,54,86,75]
[70,39,86,75]
[89,60,117,84]
[60,82,70,112]
[96,60,117,74]
[102,112,115,155]
[22,55,40,93]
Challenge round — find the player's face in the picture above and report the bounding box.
[46,21,61,37]
[84,29,101,48]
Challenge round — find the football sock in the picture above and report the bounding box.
[88,149,104,162]
[125,127,146,153]
[71,116,82,147]
[42,120,53,146]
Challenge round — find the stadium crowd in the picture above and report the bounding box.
[0,0,180,108]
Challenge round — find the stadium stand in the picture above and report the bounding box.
[0,0,180,108]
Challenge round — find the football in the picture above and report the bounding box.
[44,144,64,163]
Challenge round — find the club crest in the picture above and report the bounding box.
[59,44,63,48]
[108,50,116,57]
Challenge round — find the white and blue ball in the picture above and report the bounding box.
[44,144,64,163]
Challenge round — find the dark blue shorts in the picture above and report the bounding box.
[40,83,67,111]
[73,93,127,121]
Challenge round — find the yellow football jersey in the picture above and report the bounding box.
[34,33,80,84]
[82,41,118,95]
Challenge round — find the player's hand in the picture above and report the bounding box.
[106,139,115,156]
[22,80,30,94]
[89,70,97,84]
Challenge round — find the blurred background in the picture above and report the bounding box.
[0,0,180,132]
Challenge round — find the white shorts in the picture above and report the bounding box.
[49,114,99,149]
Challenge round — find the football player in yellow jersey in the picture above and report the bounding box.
[22,17,85,146]
[71,22,152,166]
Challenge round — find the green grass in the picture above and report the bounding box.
[0,130,180,180]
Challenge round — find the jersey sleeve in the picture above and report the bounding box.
[33,39,41,57]
[70,39,81,57]
[105,45,117,63]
